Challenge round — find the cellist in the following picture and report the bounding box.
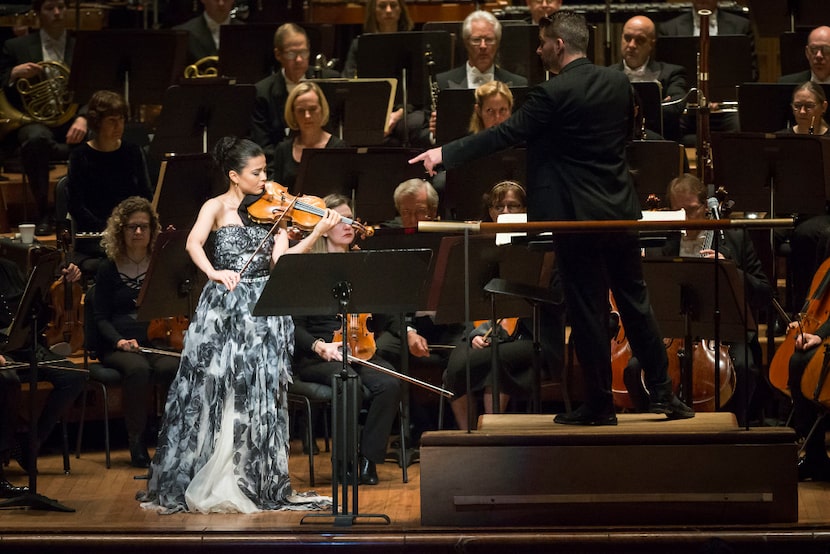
[644,174,772,425]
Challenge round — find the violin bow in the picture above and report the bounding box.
[236,195,298,280]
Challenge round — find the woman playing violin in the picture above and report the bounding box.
[93,196,179,468]
[269,82,347,190]
[137,137,338,513]
[292,194,402,486]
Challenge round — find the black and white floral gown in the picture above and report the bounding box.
[137,225,326,514]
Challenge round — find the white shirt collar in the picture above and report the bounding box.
[467,63,494,89]
[39,29,67,62]
[203,12,228,49]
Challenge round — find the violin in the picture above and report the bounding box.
[333,313,376,361]
[45,229,84,354]
[769,256,830,398]
[472,318,519,344]
[146,315,189,351]
[247,181,373,238]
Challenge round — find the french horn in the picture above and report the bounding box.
[184,55,219,79]
[0,60,78,140]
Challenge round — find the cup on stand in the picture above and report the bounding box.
[18,223,35,245]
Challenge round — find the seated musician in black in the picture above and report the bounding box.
[647,174,772,425]
[292,194,402,486]
[0,256,85,488]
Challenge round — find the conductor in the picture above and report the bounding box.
[410,11,693,425]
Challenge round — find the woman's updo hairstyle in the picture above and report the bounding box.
[211,136,264,185]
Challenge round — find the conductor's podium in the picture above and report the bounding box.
[420,413,797,526]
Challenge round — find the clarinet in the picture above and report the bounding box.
[425,44,439,114]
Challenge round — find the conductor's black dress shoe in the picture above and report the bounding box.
[554,404,617,426]
[0,479,29,498]
[649,386,695,420]
[359,456,379,485]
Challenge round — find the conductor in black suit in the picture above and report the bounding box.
[173,0,240,65]
[411,11,694,426]
[0,0,88,237]
[250,23,339,170]
[614,15,687,142]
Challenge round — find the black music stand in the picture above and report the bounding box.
[657,36,754,101]
[67,30,189,106]
[434,87,529,145]
[625,140,684,206]
[631,81,664,138]
[253,249,432,526]
[642,257,752,408]
[779,29,811,76]
[311,79,397,146]
[292,147,427,224]
[136,229,206,324]
[151,153,221,231]
[0,251,74,512]
[356,31,452,108]
[444,149,527,221]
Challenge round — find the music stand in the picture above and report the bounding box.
[356,31,452,108]
[253,249,432,526]
[434,87,529,145]
[642,257,752,407]
[292,147,427,224]
[444,149,527,221]
[151,153,222,231]
[67,30,189,106]
[631,81,664,138]
[626,140,684,206]
[779,29,811,76]
[311,78,397,146]
[656,36,754,101]
[136,229,206,323]
[0,250,74,512]
[500,23,546,86]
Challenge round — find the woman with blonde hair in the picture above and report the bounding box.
[469,81,514,134]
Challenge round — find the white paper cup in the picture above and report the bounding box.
[19,223,35,244]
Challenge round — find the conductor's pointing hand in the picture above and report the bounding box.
[409,147,443,177]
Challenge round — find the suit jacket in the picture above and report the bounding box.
[443,57,639,223]
[779,69,812,84]
[249,67,340,165]
[658,9,757,82]
[613,59,687,139]
[173,15,243,64]
[0,32,75,94]
[436,64,528,90]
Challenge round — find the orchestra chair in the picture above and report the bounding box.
[74,283,122,468]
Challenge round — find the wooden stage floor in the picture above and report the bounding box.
[3,428,830,554]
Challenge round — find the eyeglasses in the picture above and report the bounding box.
[125,223,150,233]
[491,203,524,213]
[280,49,310,61]
[468,36,497,47]
[792,102,818,111]
[807,44,830,57]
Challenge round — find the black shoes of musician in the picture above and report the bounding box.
[0,478,29,498]
[34,218,54,237]
[797,456,830,482]
[359,456,379,485]
[649,388,695,420]
[554,404,618,426]
[129,441,152,469]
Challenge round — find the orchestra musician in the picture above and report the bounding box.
[411,11,694,425]
[173,0,239,65]
[341,0,414,79]
[524,0,562,26]
[268,81,346,189]
[779,26,830,85]
[93,197,178,468]
[67,90,152,276]
[0,256,85,478]
[250,23,340,172]
[0,0,89,237]
[138,137,338,513]
[292,193,403,486]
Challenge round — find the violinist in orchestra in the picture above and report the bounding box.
[0,0,89,237]
[268,81,347,189]
[292,194,402,486]
[67,90,153,276]
[250,23,339,171]
[137,137,337,513]
[649,174,773,425]
[0,256,85,478]
[173,0,239,66]
[92,197,178,468]
[411,11,694,425]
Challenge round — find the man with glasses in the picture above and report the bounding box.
[173,0,240,65]
[250,23,339,169]
[525,0,562,26]
[436,10,527,90]
[780,26,830,84]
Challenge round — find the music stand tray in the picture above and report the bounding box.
[444,149,527,221]
[625,140,684,207]
[657,36,753,101]
[435,87,529,145]
[631,81,664,137]
[311,78,397,146]
[152,153,222,231]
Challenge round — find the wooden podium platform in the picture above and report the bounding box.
[420,413,798,526]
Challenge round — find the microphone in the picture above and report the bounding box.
[707,196,720,219]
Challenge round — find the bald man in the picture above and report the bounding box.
[780,26,830,84]
[613,16,687,141]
